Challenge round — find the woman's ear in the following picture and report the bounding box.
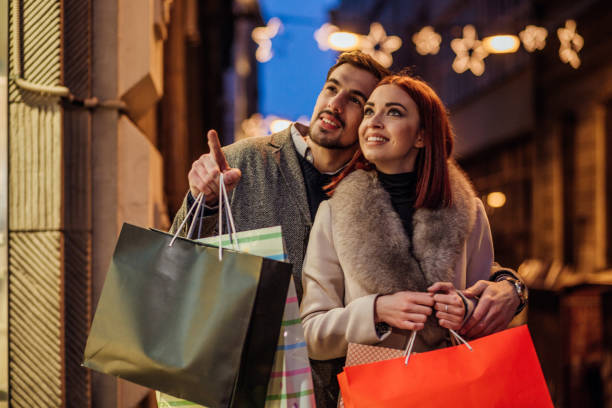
[415,130,425,148]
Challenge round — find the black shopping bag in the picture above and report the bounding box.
[83,223,292,407]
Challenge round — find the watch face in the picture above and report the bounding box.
[514,280,527,302]
[514,280,522,295]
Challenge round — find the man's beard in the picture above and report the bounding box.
[308,109,358,150]
[309,130,359,150]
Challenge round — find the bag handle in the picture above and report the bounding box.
[403,328,472,365]
[217,173,240,259]
[168,173,241,257]
[169,192,206,247]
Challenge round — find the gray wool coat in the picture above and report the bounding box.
[169,126,313,299]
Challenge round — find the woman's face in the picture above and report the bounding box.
[358,84,424,174]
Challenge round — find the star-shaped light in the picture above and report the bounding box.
[450,25,488,76]
[412,26,442,55]
[359,22,402,68]
[557,20,583,69]
[252,17,283,63]
[519,25,548,52]
[314,23,340,51]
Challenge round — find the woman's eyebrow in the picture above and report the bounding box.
[364,101,407,109]
[385,102,406,110]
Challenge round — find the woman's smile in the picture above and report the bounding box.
[363,133,389,144]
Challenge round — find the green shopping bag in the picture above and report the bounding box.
[158,226,315,408]
[82,222,292,407]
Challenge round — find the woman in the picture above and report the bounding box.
[300,74,494,402]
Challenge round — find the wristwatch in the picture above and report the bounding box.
[498,277,528,315]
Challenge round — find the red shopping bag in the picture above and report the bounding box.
[338,343,405,407]
[338,325,553,408]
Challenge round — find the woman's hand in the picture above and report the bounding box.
[428,282,474,331]
[374,291,434,331]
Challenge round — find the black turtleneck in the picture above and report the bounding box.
[297,154,334,221]
[377,170,418,238]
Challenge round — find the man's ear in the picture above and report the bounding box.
[415,130,425,148]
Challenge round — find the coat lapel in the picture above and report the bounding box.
[411,163,477,285]
[269,127,312,226]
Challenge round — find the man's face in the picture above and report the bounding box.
[309,63,379,150]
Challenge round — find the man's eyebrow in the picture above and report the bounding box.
[326,78,367,102]
[351,90,367,102]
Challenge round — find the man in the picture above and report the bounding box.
[170,51,526,407]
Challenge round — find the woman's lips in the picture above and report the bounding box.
[363,134,388,144]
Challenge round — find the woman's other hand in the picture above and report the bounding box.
[374,291,434,330]
[428,282,473,331]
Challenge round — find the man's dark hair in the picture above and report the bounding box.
[326,51,391,81]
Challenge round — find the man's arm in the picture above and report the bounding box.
[459,264,527,338]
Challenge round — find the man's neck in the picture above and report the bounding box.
[306,139,357,173]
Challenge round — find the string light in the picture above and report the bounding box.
[328,32,360,51]
[412,26,442,55]
[314,23,340,51]
[359,23,402,68]
[482,35,520,54]
[451,25,488,76]
[519,25,548,52]
[252,17,283,63]
[250,18,583,78]
[557,20,583,69]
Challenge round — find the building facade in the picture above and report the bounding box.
[1,0,258,406]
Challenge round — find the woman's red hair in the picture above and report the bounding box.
[326,75,454,209]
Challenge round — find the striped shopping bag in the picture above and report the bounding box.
[158,226,315,408]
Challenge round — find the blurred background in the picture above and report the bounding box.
[1,0,612,406]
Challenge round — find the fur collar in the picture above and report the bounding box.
[328,162,477,295]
